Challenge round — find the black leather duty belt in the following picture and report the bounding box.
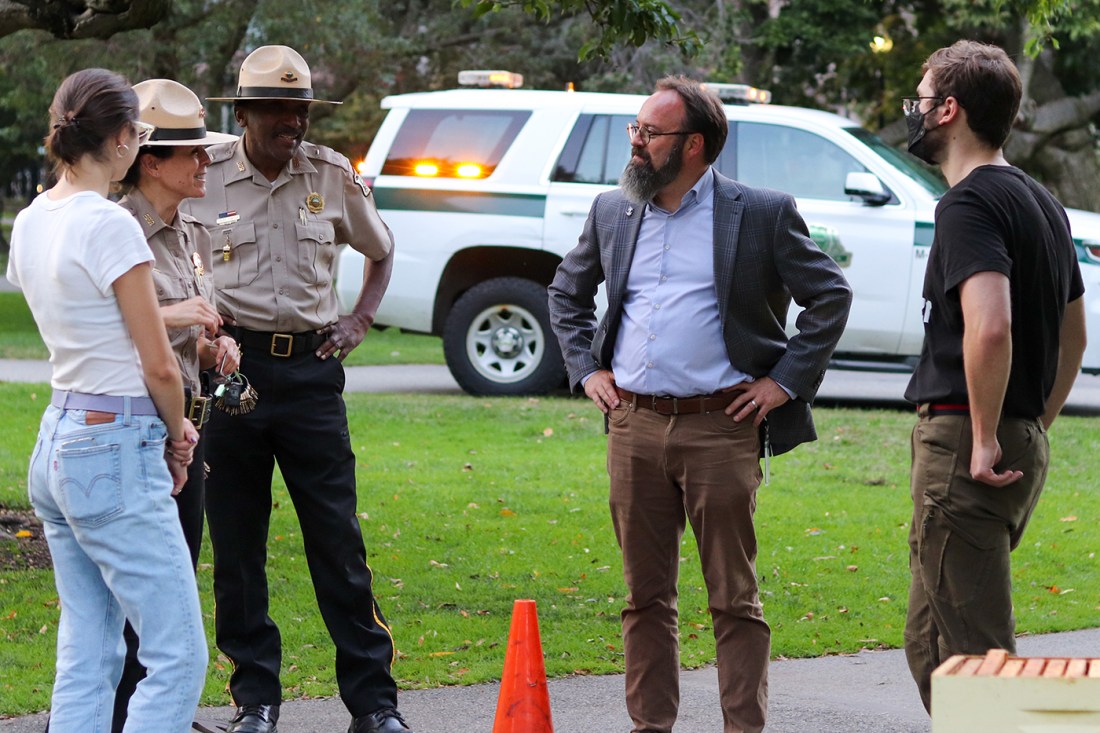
[184,387,211,429]
[228,326,326,358]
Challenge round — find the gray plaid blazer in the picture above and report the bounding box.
[548,169,852,455]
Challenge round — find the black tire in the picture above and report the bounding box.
[442,277,565,396]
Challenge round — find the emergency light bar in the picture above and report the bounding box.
[703,83,772,105]
[457,70,524,89]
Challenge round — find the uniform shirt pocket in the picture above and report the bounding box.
[152,268,197,353]
[152,267,191,305]
[296,221,336,285]
[211,221,259,289]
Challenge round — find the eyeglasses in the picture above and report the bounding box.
[901,96,944,117]
[133,120,156,145]
[626,123,695,145]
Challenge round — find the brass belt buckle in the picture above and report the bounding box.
[188,395,212,428]
[270,333,294,358]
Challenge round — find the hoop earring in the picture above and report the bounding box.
[117,143,130,157]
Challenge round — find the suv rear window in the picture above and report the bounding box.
[381,109,530,178]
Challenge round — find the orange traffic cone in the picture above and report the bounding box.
[492,599,554,733]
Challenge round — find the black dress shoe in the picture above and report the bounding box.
[226,704,280,733]
[348,707,411,733]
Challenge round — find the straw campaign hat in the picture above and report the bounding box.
[207,45,341,104]
[134,79,238,146]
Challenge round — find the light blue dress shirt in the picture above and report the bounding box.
[610,168,749,397]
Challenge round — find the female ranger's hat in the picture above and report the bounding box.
[206,45,341,105]
[133,79,238,146]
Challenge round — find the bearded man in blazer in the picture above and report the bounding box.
[548,76,852,733]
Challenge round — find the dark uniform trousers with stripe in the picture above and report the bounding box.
[204,348,398,716]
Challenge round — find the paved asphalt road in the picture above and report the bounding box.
[4,358,1100,414]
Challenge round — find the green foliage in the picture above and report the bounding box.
[747,0,885,106]
[2,389,1099,713]
[460,0,700,60]
[3,0,1100,209]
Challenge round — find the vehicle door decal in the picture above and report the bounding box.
[914,221,934,248]
[807,224,852,267]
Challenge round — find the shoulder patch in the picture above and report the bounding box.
[353,173,371,198]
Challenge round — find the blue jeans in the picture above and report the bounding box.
[28,404,207,733]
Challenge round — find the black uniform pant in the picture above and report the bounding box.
[204,351,397,717]
[112,436,206,733]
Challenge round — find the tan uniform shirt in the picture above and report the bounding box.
[182,138,393,333]
[119,188,216,394]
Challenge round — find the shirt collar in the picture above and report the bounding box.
[647,166,713,215]
[226,135,318,187]
[684,166,714,206]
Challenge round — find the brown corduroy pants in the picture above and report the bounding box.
[607,402,770,733]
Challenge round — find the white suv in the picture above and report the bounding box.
[338,78,1100,395]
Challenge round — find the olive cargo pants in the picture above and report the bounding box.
[904,407,1049,712]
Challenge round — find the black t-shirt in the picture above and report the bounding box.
[905,165,1085,418]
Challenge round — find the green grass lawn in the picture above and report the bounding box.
[0,291,444,365]
[1,385,1098,715]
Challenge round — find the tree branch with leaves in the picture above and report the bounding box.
[459,0,700,59]
[0,0,169,40]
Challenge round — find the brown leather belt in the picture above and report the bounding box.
[614,386,741,415]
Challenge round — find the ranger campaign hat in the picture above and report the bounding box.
[134,79,238,146]
[207,45,341,104]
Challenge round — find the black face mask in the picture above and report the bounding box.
[906,106,941,165]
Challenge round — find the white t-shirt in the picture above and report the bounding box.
[7,190,154,396]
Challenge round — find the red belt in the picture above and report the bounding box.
[614,386,742,415]
[920,402,970,416]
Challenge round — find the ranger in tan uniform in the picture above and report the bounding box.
[181,46,409,733]
[114,78,240,733]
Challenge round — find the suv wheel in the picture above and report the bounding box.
[443,277,565,396]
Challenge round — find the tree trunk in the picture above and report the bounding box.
[0,0,169,40]
[1009,124,1100,212]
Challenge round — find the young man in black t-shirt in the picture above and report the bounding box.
[900,40,1087,712]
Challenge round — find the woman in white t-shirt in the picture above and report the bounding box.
[6,68,207,733]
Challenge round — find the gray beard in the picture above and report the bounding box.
[619,140,684,204]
